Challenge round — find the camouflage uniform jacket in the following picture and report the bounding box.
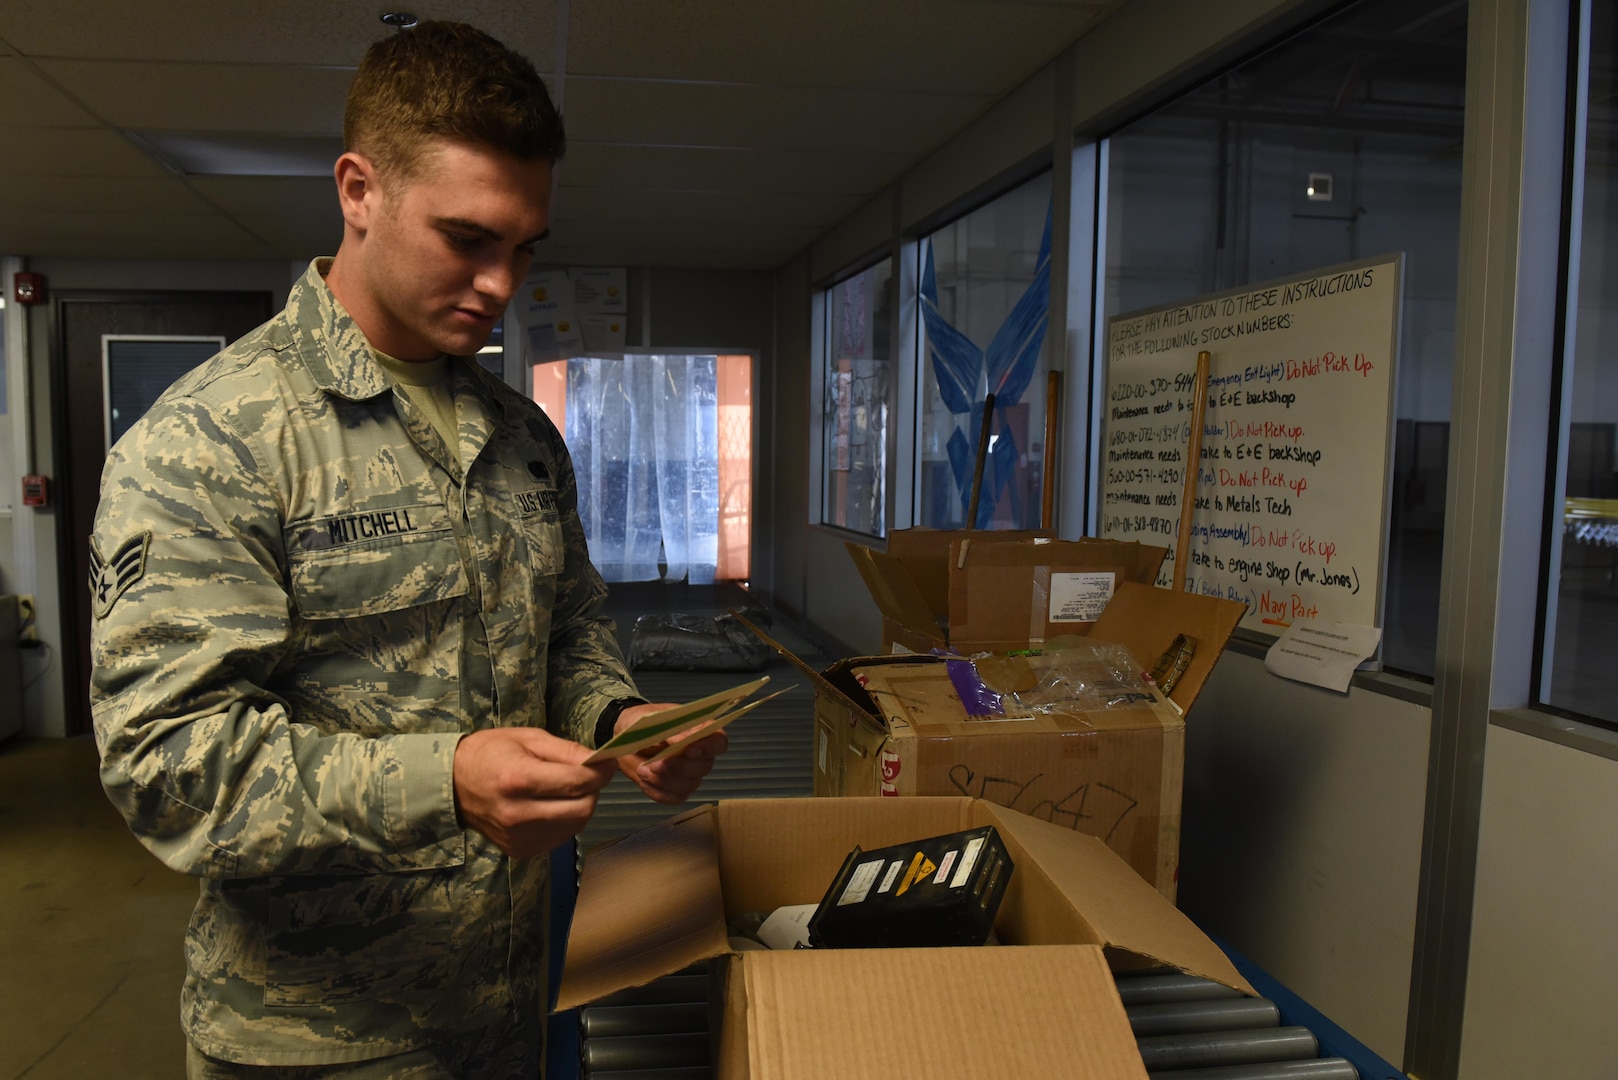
[89,259,639,1065]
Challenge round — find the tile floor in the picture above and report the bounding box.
[0,735,195,1079]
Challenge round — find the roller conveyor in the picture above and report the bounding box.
[1135,1025,1322,1071]
[1126,995,1283,1036]
[1147,1060,1361,1079]
[574,965,1378,1080]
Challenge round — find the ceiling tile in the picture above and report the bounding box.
[0,56,100,127]
[188,177,339,219]
[559,143,913,196]
[37,60,353,134]
[2,127,172,177]
[0,174,214,215]
[0,0,561,67]
[566,0,1114,94]
[0,209,276,259]
[542,217,818,263]
[234,214,346,261]
[538,243,786,270]
[563,76,989,156]
[553,186,865,230]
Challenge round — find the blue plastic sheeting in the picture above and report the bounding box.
[919,199,1053,524]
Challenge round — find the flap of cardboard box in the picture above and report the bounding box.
[736,946,1149,1079]
[844,541,942,643]
[556,804,731,1011]
[559,796,1251,1020]
[948,537,1169,651]
[731,611,890,728]
[981,803,1253,994]
[1091,581,1248,713]
[883,527,1053,617]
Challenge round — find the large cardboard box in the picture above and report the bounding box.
[557,796,1255,1080]
[845,529,1168,654]
[746,581,1245,898]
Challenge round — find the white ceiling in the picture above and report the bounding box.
[0,0,1121,269]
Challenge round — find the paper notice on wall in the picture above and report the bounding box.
[571,267,628,353]
[516,269,583,363]
[1264,618,1382,693]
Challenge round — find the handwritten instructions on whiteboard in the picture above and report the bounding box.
[1100,256,1401,634]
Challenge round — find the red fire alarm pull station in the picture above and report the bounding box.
[13,272,46,306]
[22,475,48,507]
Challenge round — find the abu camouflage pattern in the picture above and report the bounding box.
[90,259,639,1066]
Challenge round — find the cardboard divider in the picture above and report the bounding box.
[556,806,730,1011]
[736,947,1150,1080]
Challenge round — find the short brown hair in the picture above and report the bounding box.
[344,21,565,180]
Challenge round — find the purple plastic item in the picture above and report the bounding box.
[945,657,1003,716]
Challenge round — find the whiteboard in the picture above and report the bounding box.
[1098,255,1402,635]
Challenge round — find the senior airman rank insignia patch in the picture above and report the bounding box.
[89,532,151,619]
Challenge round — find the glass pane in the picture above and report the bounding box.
[822,260,892,537]
[104,337,223,447]
[1101,0,1466,677]
[1545,0,1618,725]
[918,172,1053,530]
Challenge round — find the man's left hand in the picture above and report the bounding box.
[612,702,729,805]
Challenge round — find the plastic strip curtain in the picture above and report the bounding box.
[562,355,724,583]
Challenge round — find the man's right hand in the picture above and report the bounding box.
[452,728,617,858]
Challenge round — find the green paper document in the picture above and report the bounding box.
[584,675,781,764]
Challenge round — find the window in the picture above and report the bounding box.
[103,336,225,447]
[821,259,893,537]
[1099,0,1467,676]
[532,352,752,584]
[917,172,1054,530]
[1543,0,1618,726]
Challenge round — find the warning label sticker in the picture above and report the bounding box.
[896,852,938,896]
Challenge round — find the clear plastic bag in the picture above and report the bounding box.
[952,638,1157,717]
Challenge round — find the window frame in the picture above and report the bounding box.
[812,252,899,541]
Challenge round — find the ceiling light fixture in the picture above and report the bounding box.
[380,12,419,29]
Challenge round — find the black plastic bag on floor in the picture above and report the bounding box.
[629,608,772,672]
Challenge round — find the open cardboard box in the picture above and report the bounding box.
[557,796,1255,1079]
[846,529,1169,655]
[742,580,1246,898]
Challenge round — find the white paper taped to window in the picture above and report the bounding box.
[1049,572,1117,623]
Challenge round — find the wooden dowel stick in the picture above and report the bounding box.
[1174,351,1212,593]
[967,392,996,530]
[1042,370,1061,531]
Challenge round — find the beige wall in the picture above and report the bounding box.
[1459,723,1618,1080]
[1180,652,1431,1061]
